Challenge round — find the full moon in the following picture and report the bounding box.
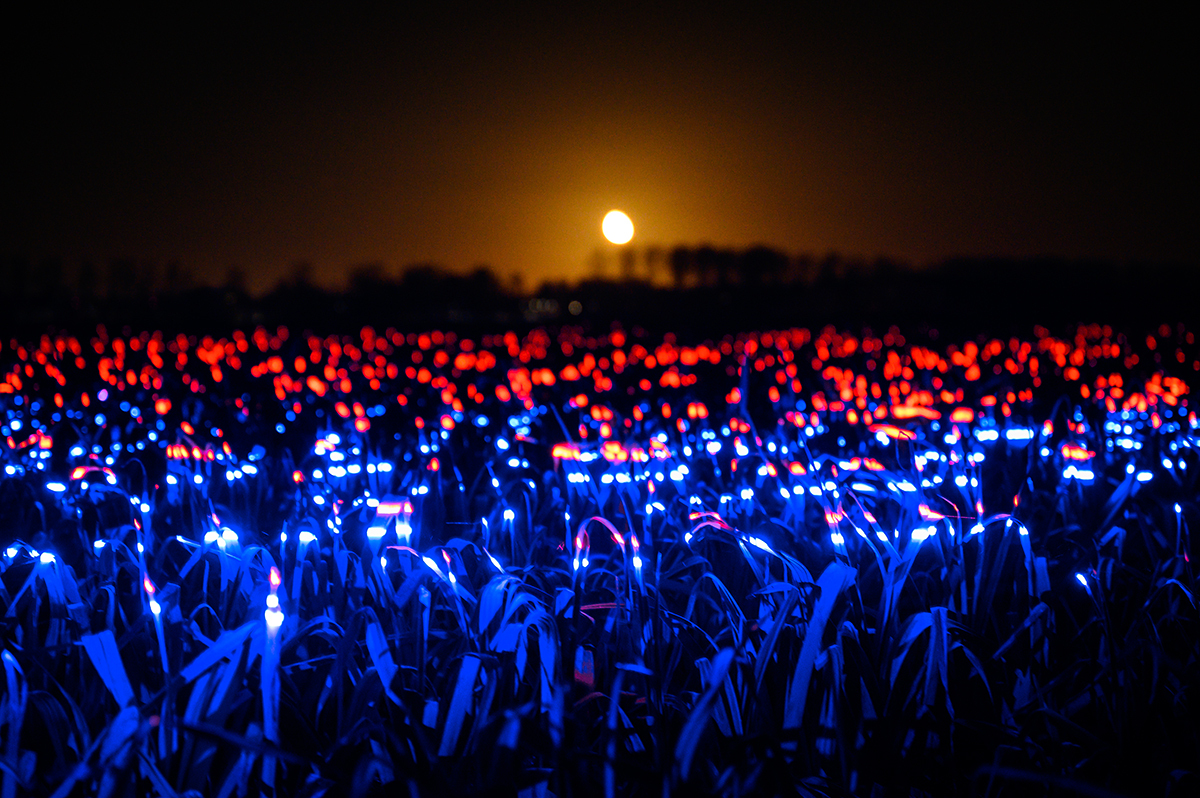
[601,210,634,245]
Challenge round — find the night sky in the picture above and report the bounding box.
[5,7,1193,294]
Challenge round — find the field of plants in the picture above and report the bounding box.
[0,320,1197,796]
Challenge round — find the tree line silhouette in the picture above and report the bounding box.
[591,244,795,287]
[2,248,1196,337]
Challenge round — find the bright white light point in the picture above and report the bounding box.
[601,210,634,244]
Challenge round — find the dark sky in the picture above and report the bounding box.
[5,7,1193,293]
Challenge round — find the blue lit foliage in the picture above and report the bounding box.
[0,322,1196,796]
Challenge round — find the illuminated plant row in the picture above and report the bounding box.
[0,321,1195,796]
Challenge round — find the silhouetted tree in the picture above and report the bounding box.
[619,248,637,282]
[587,248,608,281]
[224,267,248,294]
[644,246,665,285]
[460,266,505,316]
[164,261,193,293]
[349,262,387,294]
[740,246,788,285]
[793,253,816,284]
[466,266,501,296]
[669,246,693,289]
[714,249,736,287]
[400,264,440,298]
[817,252,842,284]
[286,261,313,289]
[695,246,717,286]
